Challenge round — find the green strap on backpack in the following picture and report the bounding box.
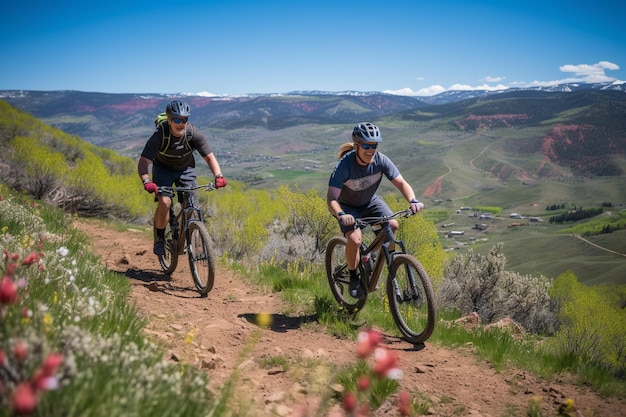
[154,112,192,156]
[154,112,168,127]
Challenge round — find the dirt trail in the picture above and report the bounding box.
[74,218,624,417]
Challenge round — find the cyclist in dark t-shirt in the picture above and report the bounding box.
[327,122,423,299]
[138,100,227,256]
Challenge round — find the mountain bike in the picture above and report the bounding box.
[325,209,436,344]
[156,183,216,297]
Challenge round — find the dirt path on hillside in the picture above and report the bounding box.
[571,234,626,258]
[74,218,625,417]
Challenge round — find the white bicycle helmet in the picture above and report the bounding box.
[352,122,382,142]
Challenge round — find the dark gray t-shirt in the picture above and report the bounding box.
[328,150,400,208]
[140,123,212,171]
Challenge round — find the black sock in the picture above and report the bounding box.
[156,228,165,239]
[349,269,358,280]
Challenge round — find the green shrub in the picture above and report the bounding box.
[438,244,557,334]
[550,271,626,378]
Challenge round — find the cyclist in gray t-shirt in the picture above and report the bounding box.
[326,122,423,299]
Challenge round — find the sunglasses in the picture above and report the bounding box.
[359,143,378,150]
[171,118,188,125]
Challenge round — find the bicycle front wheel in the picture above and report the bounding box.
[157,222,178,275]
[187,221,215,296]
[387,254,436,344]
[325,237,366,313]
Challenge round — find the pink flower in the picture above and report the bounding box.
[32,353,64,391]
[356,328,382,358]
[357,375,370,391]
[0,276,18,304]
[373,347,399,378]
[22,252,39,266]
[41,353,64,375]
[398,390,411,416]
[343,391,358,413]
[14,341,28,362]
[11,382,38,415]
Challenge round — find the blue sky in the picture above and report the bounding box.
[1,0,624,97]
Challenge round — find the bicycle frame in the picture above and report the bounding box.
[170,193,204,255]
[357,210,411,293]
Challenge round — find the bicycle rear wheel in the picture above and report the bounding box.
[387,254,436,344]
[325,237,366,313]
[187,221,215,296]
[157,222,178,275]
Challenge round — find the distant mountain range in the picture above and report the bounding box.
[1,82,625,180]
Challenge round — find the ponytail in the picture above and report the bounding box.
[337,142,356,159]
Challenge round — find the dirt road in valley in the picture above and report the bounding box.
[74,218,625,417]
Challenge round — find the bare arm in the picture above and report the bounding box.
[137,156,152,183]
[391,174,417,203]
[326,186,344,217]
[202,153,223,177]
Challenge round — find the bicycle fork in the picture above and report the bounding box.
[388,256,421,304]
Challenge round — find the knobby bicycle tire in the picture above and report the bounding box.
[187,221,215,296]
[387,254,436,344]
[157,222,178,275]
[325,236,366,312]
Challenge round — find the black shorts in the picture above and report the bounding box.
[338,195,392,235]
[152,165,196,202]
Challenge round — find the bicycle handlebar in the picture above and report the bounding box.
[157,183,216,194]
[355,209,414,228]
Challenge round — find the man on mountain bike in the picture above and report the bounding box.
[138,100,227,256]
[326,122,423,299]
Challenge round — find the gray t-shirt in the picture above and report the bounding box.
[328,150,400,208]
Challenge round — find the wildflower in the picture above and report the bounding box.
[356,328,382,358]
[21,307,32,322]
[42,353,64,374]
[11,382,38,415]
[343,391,358,413]
[56,247,69,257]
[33,353,64,391]
[185,328,196,345]
[372,347,400,378]
[22,252,39,266]
[0,276,19,304]
[256,312,273,327]
[398,390,411,416]
[357,375,370,391]
[14,341,29,362]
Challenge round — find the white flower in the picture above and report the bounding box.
[56,247,69,257]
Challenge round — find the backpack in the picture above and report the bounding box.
[154,112,168,127]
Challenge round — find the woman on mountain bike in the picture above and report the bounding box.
[138,100,227,256]
[326,122,423,299]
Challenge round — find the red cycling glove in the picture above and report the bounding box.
[215,176,227,188]
[144,181,158,194]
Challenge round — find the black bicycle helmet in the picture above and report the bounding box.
[352,122,382,142]
[165,100,191,118]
